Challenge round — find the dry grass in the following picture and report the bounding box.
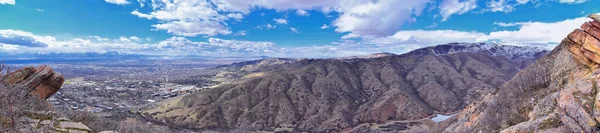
[241,72,266,79]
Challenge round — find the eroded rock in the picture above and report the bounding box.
[4,65,64,100]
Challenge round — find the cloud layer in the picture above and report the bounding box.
[1,0,595,58]
[1,13,594,58]
[126,0,590,39]
[0,30,50,47]
[0,30,275,56]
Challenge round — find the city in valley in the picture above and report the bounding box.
[2,55,263,131]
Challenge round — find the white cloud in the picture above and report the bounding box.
[485,0,532,12]
[0,31,152,53]
[0,0,15,5]
[0,29,399,58]
[0,29,51,47]
[151,20,231,37]
[131,0,233,37]
[296,9,309,16]
[266,24,276,29]
[227,13,244,20]
[274,18,288,24]
[276,39,426,58]
[363,30,487,47]
[35,9,44,12]
[0,44,18,50]
[137,0,145,7]
[485,16,592,45]
[341,33,361,39]
[128,0,589,40]
[257,24,276,29]
[494,21,532,27]
[516,0,531,4]
[439,0,477,21]
[284,18,584,58]
[352,14,597,51]
[118,36,142,43]
[208,38,275,52]
[150,0,161,9]
[105,0,130,5]
[493,22,528,27]
[290,28,300,33]
[210,0,339,14]
[333,0,431,37]
[0,11,595,58]
[131,1,222,20]
[487,0,514,12]
[320,24,329,29]
[558,0,587,4]
[0,29,276,56]
[132,0,431,38]
[7,1,597,58]
[156,37,205,50]
[234,30,247,36]
[130,10,152,19]
[426,23,438,28]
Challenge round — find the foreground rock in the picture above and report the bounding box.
[14,111,92,133]
[440,14,600,133]
[0,65,92,132]
[4,65,64,100]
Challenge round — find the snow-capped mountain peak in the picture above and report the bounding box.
[407,42,550,61]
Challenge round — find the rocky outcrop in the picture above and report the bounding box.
[0,65,90,132]
[4,65,64,100]
[441,14,600,133]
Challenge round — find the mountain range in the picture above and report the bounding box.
[0,52,270,64]
[141,42,548,132]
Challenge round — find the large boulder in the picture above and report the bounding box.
[3,65,64,100]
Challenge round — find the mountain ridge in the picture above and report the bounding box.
[142,42,548,132]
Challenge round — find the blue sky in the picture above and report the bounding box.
[0,0,599,58]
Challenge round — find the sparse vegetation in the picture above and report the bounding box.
[538,117,561,129]
[0,63,52,132]
[478,56,552,131]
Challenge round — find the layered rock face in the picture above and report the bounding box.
[4,65,64,100]
[569,15,600,68]
[441,14,600,133]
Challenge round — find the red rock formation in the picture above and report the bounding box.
[3,65,64,100]
[567,14,600,126]
[568,14,600,66]
[441,14,600,133]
